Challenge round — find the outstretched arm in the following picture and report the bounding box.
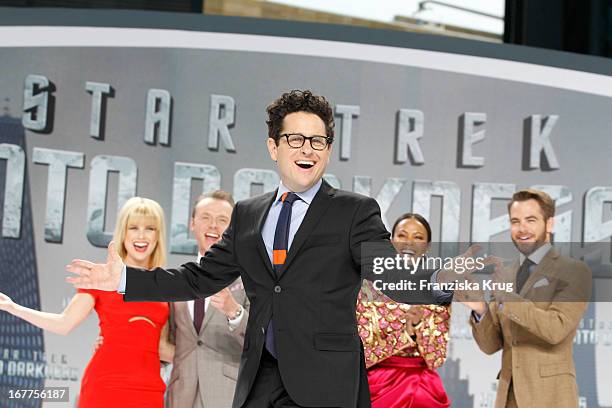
[123,203,242,302]
[68,203,243,302]
[0,291,94,336]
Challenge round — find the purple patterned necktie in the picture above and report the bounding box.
[194,298,205,334]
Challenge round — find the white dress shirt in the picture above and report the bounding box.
[187,254,244,331]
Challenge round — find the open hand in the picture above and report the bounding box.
[66,242,125,291]
[210,288,240,319]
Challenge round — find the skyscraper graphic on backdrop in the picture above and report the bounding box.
[0,113,45,408]
[574,302,608,408]
[438,348,474,408]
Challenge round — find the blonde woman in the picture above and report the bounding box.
[0,197,174,407]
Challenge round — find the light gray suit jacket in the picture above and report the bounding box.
[167,278,249,408]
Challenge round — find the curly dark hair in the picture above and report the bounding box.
[266,90,335,145]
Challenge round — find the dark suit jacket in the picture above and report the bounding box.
[125,180,437,408]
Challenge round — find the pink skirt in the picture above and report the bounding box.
[367,356,450,408]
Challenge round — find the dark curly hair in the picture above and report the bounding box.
[266,90,335,145]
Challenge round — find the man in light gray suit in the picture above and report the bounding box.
[167,191,249,408]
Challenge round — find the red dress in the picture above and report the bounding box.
[77,289,169,407]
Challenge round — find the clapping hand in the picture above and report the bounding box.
[458,254,504,314]
[489,258,515,304]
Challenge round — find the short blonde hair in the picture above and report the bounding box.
[113,197,166,269]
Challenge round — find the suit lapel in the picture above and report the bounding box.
[279,181,335,278]
[200,301,215,335]
[175,301,199,339]
[519,248,558,297]
[254,190,277,280]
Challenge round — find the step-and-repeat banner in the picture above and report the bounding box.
[0,22,611,407]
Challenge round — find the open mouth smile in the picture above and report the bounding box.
[133,242,149,253]
[401,248,416,256]
[295,160,315,170]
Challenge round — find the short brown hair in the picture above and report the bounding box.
[191,190,235,218]
[507,189,555,220]
[266,89,335,144]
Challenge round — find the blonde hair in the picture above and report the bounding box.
[113,197,166,269]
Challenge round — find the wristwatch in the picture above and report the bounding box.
[228,304,244,321]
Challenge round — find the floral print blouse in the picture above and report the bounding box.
[357,281,451,370]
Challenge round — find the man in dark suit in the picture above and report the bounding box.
[67,90,449,407]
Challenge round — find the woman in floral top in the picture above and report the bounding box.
[357,213,451,408]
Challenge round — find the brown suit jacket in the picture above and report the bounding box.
[167,278,249,408]
[470,248,591,408]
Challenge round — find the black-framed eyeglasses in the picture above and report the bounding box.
[280,133,332,151]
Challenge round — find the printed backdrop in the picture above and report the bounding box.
[0,21,611,408]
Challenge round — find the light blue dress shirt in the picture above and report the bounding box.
[261,180,322,262]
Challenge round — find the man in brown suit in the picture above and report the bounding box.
[464,189,591,408]
[167,191,249,408]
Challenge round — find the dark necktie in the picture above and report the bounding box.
[265,192,299,358]
[193,298,205,334]
[515,258,534,293]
